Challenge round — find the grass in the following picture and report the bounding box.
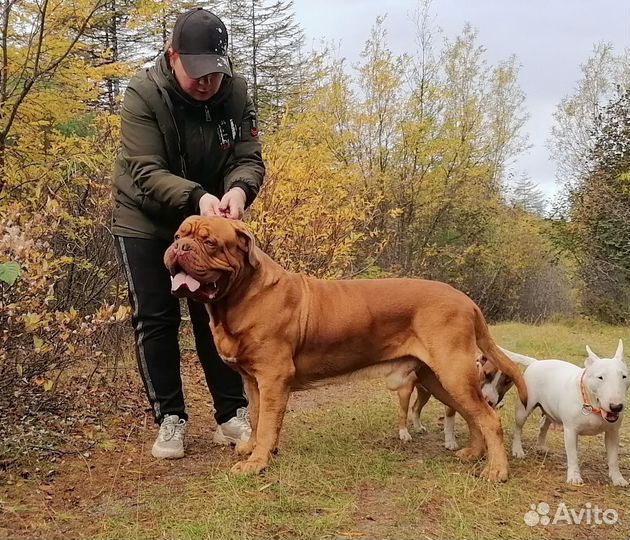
[1,320,629,539]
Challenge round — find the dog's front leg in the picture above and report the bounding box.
[563,427,583,485]
[236,375,259,457]
[410,385,430,433]
[231,370,292,475]
[605,428,628,486]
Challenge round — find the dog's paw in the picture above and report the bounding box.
[535,445,549,454]
[455,446,483,461]
[235,439,256,456]
[231,458,268,475]
[611,475,629,487]
[444,439,460,451]
[566,471,584,485]
[398,428,413,442]
[412,421,427,434]
[512,446,525,459]
[480,465,508,483]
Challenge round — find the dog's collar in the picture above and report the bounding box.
[580,370,603,416]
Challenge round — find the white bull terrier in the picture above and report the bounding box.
[506,340,628,486]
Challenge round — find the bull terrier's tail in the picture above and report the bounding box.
[498,347,537,367]
[473,308,528,406]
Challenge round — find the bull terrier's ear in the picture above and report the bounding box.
[613,339,624,361]
[236,227,260,269]
[585,345,599,367]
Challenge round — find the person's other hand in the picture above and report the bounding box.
[199,193,221,217]
[219,187,247,220]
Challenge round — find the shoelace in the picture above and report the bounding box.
[159,416,186,442]
[233,408,251,430]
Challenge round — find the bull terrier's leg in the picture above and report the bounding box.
[563,427,583,485]
[536,415,552,454]
[512,397,530,458]
[410,385,430,433]
[444,406,459,450]
[605,428,628,486]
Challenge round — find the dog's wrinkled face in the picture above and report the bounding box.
[583,339,628,423]
[164,216,258,303]
[479,356,514,408]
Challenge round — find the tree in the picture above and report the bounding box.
[508,175,547,217]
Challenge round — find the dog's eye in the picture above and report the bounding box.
[597,376,604,380]
[204,239,217,247]
[174,234,181,240]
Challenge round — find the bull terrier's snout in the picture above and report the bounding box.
[609,403,624,413]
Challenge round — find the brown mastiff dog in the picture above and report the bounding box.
[164,216,528,481]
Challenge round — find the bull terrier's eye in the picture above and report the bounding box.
[597,376,604,380]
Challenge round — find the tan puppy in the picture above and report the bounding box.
[164,216,528,481]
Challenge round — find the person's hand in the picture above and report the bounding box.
[219,187,247,220]
[199,193,221,217]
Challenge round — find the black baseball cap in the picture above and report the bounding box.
[172,8,232,78]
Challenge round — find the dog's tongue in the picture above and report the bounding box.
[171,271,201,293]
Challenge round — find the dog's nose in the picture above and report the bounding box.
[174,241,192,256]
[609,403,624,413]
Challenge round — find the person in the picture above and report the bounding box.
[111,7,265,459]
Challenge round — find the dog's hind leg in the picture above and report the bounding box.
[396,381,415,442]
[536,415,552,454]
[415,366,485,460]
[410,384,430,433]
[424,353,508,481]
[443,406,459,451]
[512,397,532,459]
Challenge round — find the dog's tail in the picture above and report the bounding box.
[473,307,528,405]
[498,346,537,367]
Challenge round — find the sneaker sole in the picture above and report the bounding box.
[212,429,249,446]
[151,445,185,459]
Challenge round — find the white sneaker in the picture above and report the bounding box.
[212,407,251,445]
[152,414,186,459]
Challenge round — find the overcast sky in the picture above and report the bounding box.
[292,0,629,199]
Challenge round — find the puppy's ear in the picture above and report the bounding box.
[235,224,260,269]
[585,345,599,367]
[613,339,624,361]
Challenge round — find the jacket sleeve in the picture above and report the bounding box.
[120,84,202,215]
[223,94,265,207]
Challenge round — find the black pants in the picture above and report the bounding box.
[115,235,247,425]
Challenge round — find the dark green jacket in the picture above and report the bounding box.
[112,54,265,241]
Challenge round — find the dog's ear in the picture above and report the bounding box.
[613,339,624,361]
[585,345,600,367]
[235,224,260,269]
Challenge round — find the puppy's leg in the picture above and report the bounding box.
[231,369,292,475]
[236,375,259,456]
[536,415,552,454]
[605,428,628,487]
[563,427,583,485]
[512,397,531,458]
[397,381,415,442]
[410,384,430,433]
[443,406,459,451]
